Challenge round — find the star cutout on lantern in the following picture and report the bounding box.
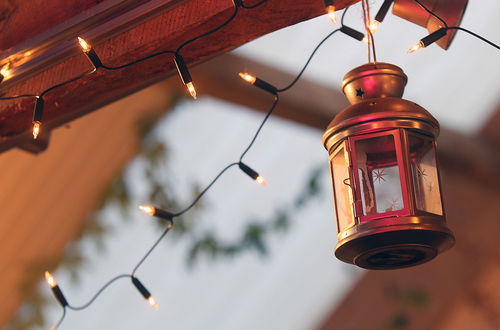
[373,169,386,183]
[356,88,365,97]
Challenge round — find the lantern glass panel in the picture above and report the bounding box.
[330,142,355,232]
[353,133,405,217]
[409,133,443,215]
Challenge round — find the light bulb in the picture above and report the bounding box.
[326,5,337,25]
[362,36,372,44]
[0,64,10,81]
[407,41,424,53]
[186,82,197,99]
[33,121,41,140]
[148,296,160,310]
[78,37,91,52]
[139,205,156,216]
[256,175,267,186]
[45,271,57,288]
[368,20,380,33]
[238,72,256,84]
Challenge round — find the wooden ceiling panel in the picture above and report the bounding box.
[0,0,357,153]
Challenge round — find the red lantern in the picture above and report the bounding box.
[322,63,454,270]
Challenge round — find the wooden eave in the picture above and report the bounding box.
[0,0,357,153]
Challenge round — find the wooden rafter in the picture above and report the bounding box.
[0,0,357,153]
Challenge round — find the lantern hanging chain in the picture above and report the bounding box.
[47,19,345,328]
[361,0,377,63]
[360,0,370,62]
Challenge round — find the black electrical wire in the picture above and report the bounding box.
[175,2,239,54]
[66,274,132,311]
[413,0,448,28]
[446,26,500,50]
[172,162,240,217]
[241,0,269,9]
[53,307,66,330]
[239,94,279,161]
[131,224,173,275]
[277,30,340,93]
[40,69,96,97]
[101,50,176,71]
[411,0,500,51]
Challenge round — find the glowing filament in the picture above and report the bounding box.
[45,271,57,288]
[256,175,267,186]
[148,296,160,310]
[186,82,197,99]
[0,64,10,80]
[239,72,257,84]
[139,205,156,216]
[78,37,91,53]
[407,41,424,53]
[32,121,41,140]
[326,5,337,25]
[368,20,380,33]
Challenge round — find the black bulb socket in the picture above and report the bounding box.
[51,285,69,307]
[132,277,151,299]
[174,54,193,85]
[33,97,45,122]
[153,208,174,222]
[84,49,103,69]
[253,77,278,95]
[239,162,259,181]
[421,28,448,47]
[374,0,393,23]
[340,26,365,42]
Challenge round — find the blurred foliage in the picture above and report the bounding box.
[385,283,431,330]
[8,97,327,329]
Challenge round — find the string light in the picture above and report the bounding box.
[369,0,393,33]
[174,54,197,99]
[131,277,159,310]
[78,37,103,69]
[0,64,10,83]
[238,72,277,95]
[44,272,68,307]
[139,205,174,223]
[323,0,337,25]
[0,1,483,328]
[238,162,267,186]
[407,27,447,53]
[340,26,366,42]
[32,97,44,139]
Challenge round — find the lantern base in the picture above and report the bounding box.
[335,218,454,270]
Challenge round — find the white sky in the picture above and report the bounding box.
[36,99,362,330]
[28,0,500,329]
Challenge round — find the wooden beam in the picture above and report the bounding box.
[0,0,357,152]
[191,53,500,191]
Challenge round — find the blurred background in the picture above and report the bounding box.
[1,0,500,329]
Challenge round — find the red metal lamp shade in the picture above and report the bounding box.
[322,63,454,270]
[393,0,468,50]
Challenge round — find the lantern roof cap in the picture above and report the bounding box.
[322,97,440,149]
[342,62,408,104]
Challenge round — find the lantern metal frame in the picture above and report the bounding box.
[323,63,454,270]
